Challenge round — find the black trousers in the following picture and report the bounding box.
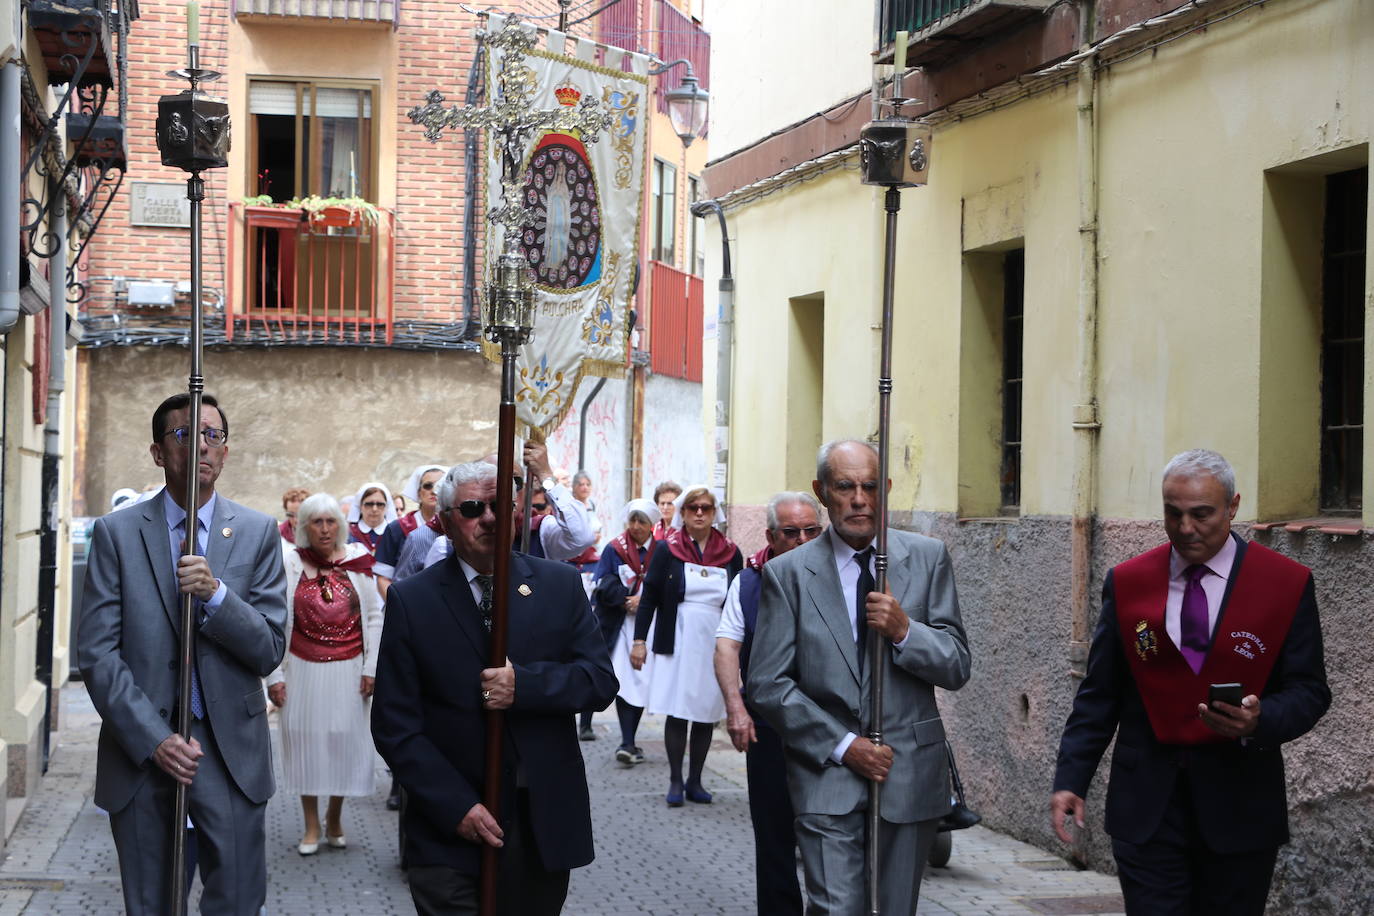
[1112,779,1278,916]
[746,723,803,916]
[409,791,570,916]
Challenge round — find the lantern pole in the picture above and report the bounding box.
[154,26,231,915]
[856,29,930,915]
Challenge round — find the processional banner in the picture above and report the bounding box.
[481,14,650,435]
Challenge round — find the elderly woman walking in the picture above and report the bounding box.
[267,493,384,855]
[631,485,742,806]
[591,498,660,764]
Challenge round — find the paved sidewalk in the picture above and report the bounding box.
[0,685,1124,914]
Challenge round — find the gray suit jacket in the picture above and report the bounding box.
[77,490,288,814]
[746,528,970,823]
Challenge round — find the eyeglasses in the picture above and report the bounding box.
[420,481,437,491]
[684,503,715,514]
[531,502,548,512]
[161,426,228,448]
[361,501,388,509]
[449,500,511,519]
[776,526,823,540]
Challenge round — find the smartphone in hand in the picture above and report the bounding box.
[1208,682,1244,709]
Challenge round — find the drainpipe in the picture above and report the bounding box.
[1069,0,1101,678]
[577,376,607,474]
[36,181,67,772]
[690,199,733,520]
[0,60,21,333]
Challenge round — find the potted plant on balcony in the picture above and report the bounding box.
[240,195,381,229]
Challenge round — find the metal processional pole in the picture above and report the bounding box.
[408,16,613,914]
[154,16,231,914]
[857,29,930,916]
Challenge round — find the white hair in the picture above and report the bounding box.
[1162,449,1236,502]
[766,491,822,529]
[437,461,498,512]
[816,438,879,494]
[294,493,347,549]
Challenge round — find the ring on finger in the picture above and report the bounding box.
[482,689,492,701]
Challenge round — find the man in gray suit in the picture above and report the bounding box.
[747,439,971,915]
[78,393,287,915]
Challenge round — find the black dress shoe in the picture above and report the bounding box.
[386,793,401,811]
[579,724,597,741]
[938,802,982,832]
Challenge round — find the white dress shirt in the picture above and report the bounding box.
[828,527,910,764]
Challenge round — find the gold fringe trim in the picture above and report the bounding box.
[525,45,650,84]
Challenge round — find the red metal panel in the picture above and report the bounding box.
[598,0,639,52]
[648,260,703,381]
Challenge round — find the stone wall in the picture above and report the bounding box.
[725,502,1373,913]
[80,345,500,518]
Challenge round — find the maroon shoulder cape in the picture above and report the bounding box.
[1113,540,1308,745]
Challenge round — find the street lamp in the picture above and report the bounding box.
[647,59,709,146]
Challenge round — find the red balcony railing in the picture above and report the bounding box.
[226,202,395,344]
[648,260,703,382]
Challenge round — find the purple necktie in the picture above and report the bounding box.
[1179,564,1210,674]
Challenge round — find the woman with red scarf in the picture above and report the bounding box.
[631,486,742,806]
[591,499,661,765]
[345,481,396,555]
[266,493,383,856]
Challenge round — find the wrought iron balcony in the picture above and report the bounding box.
[880,0,1057,70]
[232,0,398,29]
[27,0,116,88]
[226,202,396,344]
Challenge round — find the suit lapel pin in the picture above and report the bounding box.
[518,584,532,597]
[221,527,232,538]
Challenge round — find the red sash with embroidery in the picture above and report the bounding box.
[610,532,656,594]
[1114,540,1308,745]
[746,546,771,571]
[664,527,737,569]
[398,510,421,536]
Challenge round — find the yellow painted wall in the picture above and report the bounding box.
[713,0,1373,524]
[225,22,399,207]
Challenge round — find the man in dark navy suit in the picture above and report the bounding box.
[371,460,618,916]
[1052,449,1330,916]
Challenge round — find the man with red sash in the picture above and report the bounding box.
[714,491,823,916]
[1052,449,1330,916]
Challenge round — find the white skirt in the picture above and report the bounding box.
[278,653,376,797]
[646,598,727,723]
[611,612,654,708]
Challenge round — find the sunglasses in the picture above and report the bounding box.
[532,502,549,512]
[777,526,823,540]
[450,500,511,519]
[420,481,437,491]
[684,503,716,514]
[361,501,388,509]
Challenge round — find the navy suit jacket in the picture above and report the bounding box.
[371,550,618,873]
[1053,534,1330,853]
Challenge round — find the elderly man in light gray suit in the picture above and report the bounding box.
[747,439,971,915]
[78,393,287,915]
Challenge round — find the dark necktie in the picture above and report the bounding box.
[855,548,875,673]
[474,574,494,633]
[1179,564,1210,674]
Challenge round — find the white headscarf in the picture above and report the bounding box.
[670,485,727,531]
[402,464,448,504]
[109,488,138,512]
[348,481,399,527]
[618,497,661,532]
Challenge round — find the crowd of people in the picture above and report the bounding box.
[75,390,1331,916]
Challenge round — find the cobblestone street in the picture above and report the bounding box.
[0,685,1125,915]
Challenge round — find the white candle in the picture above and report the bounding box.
[893,30,908,75]
[187,1,200,47]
